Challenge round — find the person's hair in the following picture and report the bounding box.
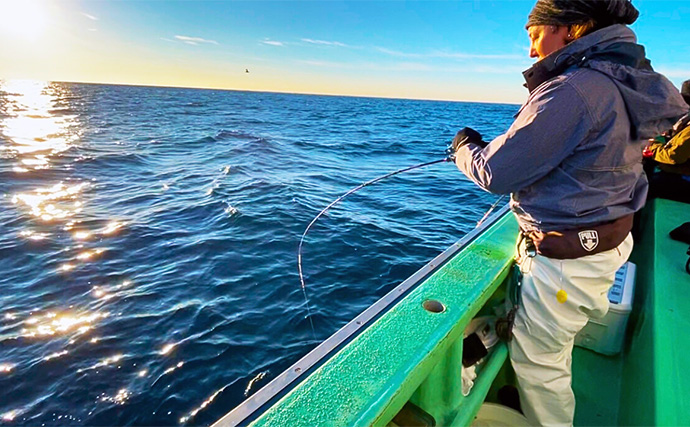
[569,20,597,40]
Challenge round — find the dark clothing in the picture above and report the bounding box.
[648,172,690,204]
[455,25,687,232]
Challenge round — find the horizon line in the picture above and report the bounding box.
[0,77,522,106]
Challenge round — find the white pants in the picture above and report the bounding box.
[509,233,633,427]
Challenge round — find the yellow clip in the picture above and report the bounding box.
[556,290,568,304]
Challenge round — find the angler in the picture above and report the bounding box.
[448,0,687,425]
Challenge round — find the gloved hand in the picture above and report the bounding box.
[447,127,487,160]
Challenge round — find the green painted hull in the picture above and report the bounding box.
[214,199,690,426]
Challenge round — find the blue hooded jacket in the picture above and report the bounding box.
[455,25,688,232]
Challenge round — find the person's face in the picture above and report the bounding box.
[528,25,569,60]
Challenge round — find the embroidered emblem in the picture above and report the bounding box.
[578,230,599,252]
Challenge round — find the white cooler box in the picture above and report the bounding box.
[574,261,636,355]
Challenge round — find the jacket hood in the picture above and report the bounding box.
[524,25,688,139]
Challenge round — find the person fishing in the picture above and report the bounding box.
[645,79,690,203]
[447,0,687,425]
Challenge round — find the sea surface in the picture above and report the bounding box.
[0,81,518,426]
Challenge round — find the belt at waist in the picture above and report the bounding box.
[522,214,633,260]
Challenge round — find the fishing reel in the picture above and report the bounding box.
[447,127,487,161]
[445,145,457,162]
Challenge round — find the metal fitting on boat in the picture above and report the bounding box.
[422,299,446,313]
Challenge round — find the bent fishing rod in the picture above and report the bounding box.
[296,153,506,336]
[297,157,450,290]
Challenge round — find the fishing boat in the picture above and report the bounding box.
[211,196,690,426]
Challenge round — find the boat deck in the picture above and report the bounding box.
[573,198,690,425]
[573,344,624,424]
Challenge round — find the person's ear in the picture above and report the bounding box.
[566,25,574,42]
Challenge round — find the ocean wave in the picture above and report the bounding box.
[74,151,151,167]
[214,130,264,141]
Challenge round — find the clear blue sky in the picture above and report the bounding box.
[1,0,688,103]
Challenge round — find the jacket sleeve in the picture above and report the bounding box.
[454,80,596,194]
[654,125,690,165]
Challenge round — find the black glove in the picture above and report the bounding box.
[447,127,487,160]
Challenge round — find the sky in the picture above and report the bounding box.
[0,0,689,104]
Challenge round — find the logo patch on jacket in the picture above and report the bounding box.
[578,230,599,252]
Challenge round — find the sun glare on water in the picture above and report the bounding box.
[0,0,49,42]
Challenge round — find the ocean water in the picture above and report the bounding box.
[0,81,518,426]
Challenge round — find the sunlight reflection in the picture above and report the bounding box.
[91,286,114,301]
[60,263,75,272]
[78,353,125,373]
[100,388,130,405]
[0,364,14,373]
[76,248,105,261]
[163,361,184,375]
[43,350,68,361]
[73,231,90,240]
[244,371,268,397]
[102,221,124,235]
[1,80,78,170]
[20,311,108,339]
[63,220,80,231]
[179,386,227,424]
[2,410,19,422]
[12,182,88,223]
[91,280,132,301]
[19,230,50,241]
[160,343,176,355]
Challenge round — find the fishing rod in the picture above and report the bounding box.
[298,158,449,288]
[476,194,507,228]
[297,155,507,338]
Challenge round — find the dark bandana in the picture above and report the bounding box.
[526,0,639,29]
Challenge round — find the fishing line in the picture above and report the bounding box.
[476,194,507,227]
[297,157,450,338]
[297,156,506,339]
